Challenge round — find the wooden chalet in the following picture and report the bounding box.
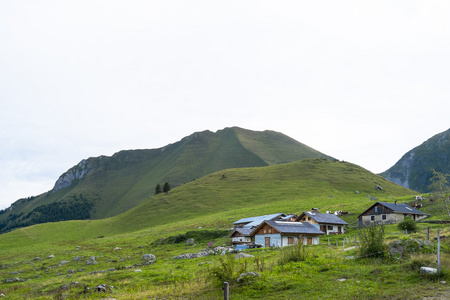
[296,211,348,235]
[252,220,324,247]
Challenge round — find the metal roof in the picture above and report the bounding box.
[299,211,348,225]
[378,202,426,215]
[228,227,253,238]
[233,213,286,227]
[265,220,324,235]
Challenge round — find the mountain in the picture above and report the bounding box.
[0,127,333,233]
[380,128,450,192]
[0,158,414,244]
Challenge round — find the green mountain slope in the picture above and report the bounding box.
[380,128,450,192]
[0,127,333,233]
[0,159,414,248]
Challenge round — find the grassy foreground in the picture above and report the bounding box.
[0,220,449,299]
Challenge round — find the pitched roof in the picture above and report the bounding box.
[299,211,348,225]
[233,213,286,228]
[229,227,253,237]
[263,220,325,235]
[358,201,426,217]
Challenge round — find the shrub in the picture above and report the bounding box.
[358,225,386,258]
[397,216,417,232]
[278,243,308,265]
[210,253,246,284]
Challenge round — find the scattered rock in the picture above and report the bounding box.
[173,251,210,259]
[198,262,213,266]
[355,191,361,194]
[420,267,437,275]
[143,254,156,264]
[73,256,84,262]
[32,257,41,261]
[345,256,355,260]
[376,185,383,191]
[137,245,143,248]
[0,293,5,297]
[59,260,70,266]
[186,238,195,245]
[441,281,446,284]
[235,253,254,259]
[4,277,23,283]
[94,284,110,293]
[86,256,98,265]
[135,269,142,272]
[237,271,261,282]
[388,239,433,258]
[10,271,19,275]
[48,254,55,259]
[337,278,347,282]
[113,247,122,251]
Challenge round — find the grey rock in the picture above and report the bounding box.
[10,271,19,275]
[420,267,437,275]
[73,256,84,261]
[94,284,109,293]
[186,238,195,245]
[143,254,156,263]
[86,256,98,265]
[135,269,142,272]
[173,251,210,259]
[59,260,70,266]
[237,272,261,282]
[3,277,22,283]
[235,253,254,259]
[33,257,41,261]
[48,254,55,259]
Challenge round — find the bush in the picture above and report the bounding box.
[210,253,246,284]
[358,225,386,258]
[397,216,417,232]
[278,243,308,265]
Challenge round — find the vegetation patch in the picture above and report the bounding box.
[151,229,229,245]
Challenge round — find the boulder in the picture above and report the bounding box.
[48,254,55,259]
[237,272,261,282]
[86,257,98,265]
[420,267,437,275]
[143,254,156,264]
[186,238,195,245]
[235,253,254,259]
[3,277,22,283]
[113,247,122,251]
[173,251,209,259]
[59,260,70,267]
[73,256,84,262]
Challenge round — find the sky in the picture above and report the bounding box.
[1,1,450,210]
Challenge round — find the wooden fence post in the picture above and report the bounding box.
[354,235,357,247]
[223,282,229,300]
[342,239,345,250]
[426,227,429,241]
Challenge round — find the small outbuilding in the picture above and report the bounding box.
[252,220,324,247]
[296,211,348,234]
[229,227,253,248]
[358,201,427,227]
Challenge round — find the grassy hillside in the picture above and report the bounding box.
[0,127,333,233]
[0,158,415,250]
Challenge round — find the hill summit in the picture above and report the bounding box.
[0,127,333,233]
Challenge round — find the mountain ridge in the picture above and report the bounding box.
[0,127,333,233]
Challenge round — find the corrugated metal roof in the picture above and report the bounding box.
[301,211,348,225]
[265,220,324,235]
[228,227,253,238]
[233,213,285,227]
[378,202,426,215]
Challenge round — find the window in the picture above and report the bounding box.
[371,216,375,221]
[375,207,378,213]
[328,225,333,230]
[382,215,386,220]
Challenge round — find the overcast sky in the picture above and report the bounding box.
[1,1,449,209]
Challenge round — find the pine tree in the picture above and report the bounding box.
[155,183,163,195]
[163,182,171,194]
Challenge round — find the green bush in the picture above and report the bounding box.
[210,253,246,284]
[278,243,308,265]
[397,216,417,232]
[358,225,386,258]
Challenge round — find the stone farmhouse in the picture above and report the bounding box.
[358,201,427,227]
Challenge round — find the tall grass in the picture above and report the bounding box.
[278,243,308,265]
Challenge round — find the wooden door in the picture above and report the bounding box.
[265,237,270,247]
[320,225,326,233]
[288,237,294,245]
[307,238,312,245]
[338,226,342,234]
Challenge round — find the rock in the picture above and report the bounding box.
[173,251,210,259]
[135,269,142,272]
[113,247,122,251]
[48,254,55,259]
[388,239,433,258]
[73,256,84,262]
[32,257,41,261]
[4,277,22,283]
[237,272,261,282]
[93,284,109,293]
[441,281,446,284]
[338,278,347,282]
[186,238,195,245]
[59,260,70,266]
[86,257,98,265]
[376,185,383,191]
[420,267,437,275]
[10,271,19,275]
[143,254,156,264]
[0,293,5,297]
[235,253,254,259]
